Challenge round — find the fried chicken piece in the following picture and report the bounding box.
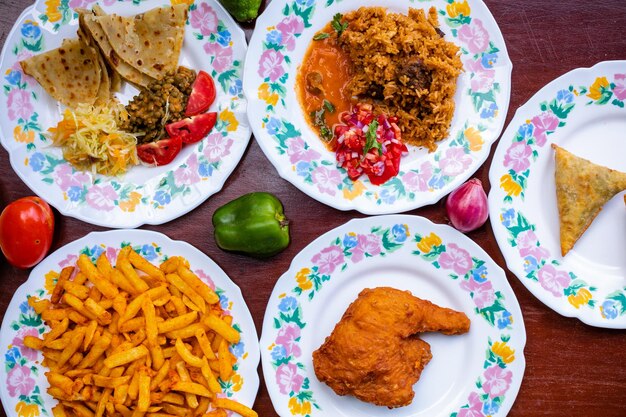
[312,287,470,408]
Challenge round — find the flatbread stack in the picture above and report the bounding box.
[552,144,626,256]
[19,4,188,108]
[19,38,102,108]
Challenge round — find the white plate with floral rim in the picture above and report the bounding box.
[0,229,260,417]
[488,60,626,328]
[260,215,525,417]
[244,0,511,214]
[0,0,250,228]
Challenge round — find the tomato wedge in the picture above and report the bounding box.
[136,135,183,166]
[185,71,216,116]
[165,112,217,144]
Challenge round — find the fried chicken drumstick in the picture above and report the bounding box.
[312,287,470,408]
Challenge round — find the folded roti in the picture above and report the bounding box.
[552,144,626,256]
[77,7,153,88]
[20,38,101,108]
[96,4,187,80]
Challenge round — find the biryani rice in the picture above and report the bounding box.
[338,7,462,151]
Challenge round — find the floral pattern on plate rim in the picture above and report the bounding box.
[252,0,505,206]
[267,222,519,416]
[2,241,249,417]
[2,0,246,217]
[496,71,626,321]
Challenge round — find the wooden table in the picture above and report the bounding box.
[1,1,625,416]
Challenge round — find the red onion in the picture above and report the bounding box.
[446,178,489,232]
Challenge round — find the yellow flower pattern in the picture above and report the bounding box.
[342,180,365,200]
[16,402,39,417]
[417,232,442,254]
[465,127,484,152]
[568,288,593,309]
[44,0,62,23]
[119,192,142,213]
[296,268,312,290]
[44,270,59,295]
[219,108,239,132]
[446,0,471,18]
[586,76,609,101]
[258,82,279,106]
[288,397,311,415]
[500,174,522,197]
[13,126,34,144]
[491,341,515,364]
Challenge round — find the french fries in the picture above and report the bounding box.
[30,248,254,417]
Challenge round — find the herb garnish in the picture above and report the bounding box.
[331,13,348,37]
[310,100,336,143]
[313,13,348,41]
[363,120,381,156]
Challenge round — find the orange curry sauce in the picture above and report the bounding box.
[296,23,353,151]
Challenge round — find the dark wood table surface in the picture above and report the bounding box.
[1,0,625,416]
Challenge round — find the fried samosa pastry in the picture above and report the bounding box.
[552,144,626,256]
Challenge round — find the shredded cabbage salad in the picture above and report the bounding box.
[47,103,140,176]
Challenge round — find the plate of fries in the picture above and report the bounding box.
[0,229,259,417]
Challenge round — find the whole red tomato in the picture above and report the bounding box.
[0,196,55,268]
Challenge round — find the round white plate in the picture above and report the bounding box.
[0,0,250,228]
[0,229,260,416]
[244,0,511,214]
[489,60,626,328]
[261,215,525,417]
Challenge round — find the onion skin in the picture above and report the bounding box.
[446,178,489,233]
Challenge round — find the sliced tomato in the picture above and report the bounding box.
[136,136,183,166]
[185,71,216,116]
[165,112,217,144]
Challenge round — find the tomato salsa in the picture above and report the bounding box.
[296,22,353,151]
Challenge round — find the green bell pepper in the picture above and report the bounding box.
[212,192,290,258]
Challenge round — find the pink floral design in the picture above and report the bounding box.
[69,0,96,8]
[538,264,571,297]
[276,15,304,51]
[439,147,472,176]
[530,112,559,146]
[190,3,218,36]
[311,245,344,275]
[483,365,513,397]
[349,234,382,263]
[7,365,35,397]
[275,324,301,358]
[458,392,485,417]
[403,162,432,192]
[105,247,119,265]
[613,73,626,100]
[195,269,216,291]
[275,363,304,395]
[54,164,91,191]
[461,278,496,309]
[203,133,232,162]
[503,142,532,173]
[12,328,40,361]
[257,49,285,82]
[59,254,78,269]
[7,89,34,121]
[516,230,550,262]
[312,165,341,196]
[174,154,201,187]
[86,184,117,211]
[464,58,495,93]
[457,19,490,54]
[204,43,233,73]
[439,243,473,275]
[286,137,321,164]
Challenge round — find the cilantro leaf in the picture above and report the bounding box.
[323,99,335,113]
[331,13,348,37]
[363,120,381,156]
[313,32,330,41]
